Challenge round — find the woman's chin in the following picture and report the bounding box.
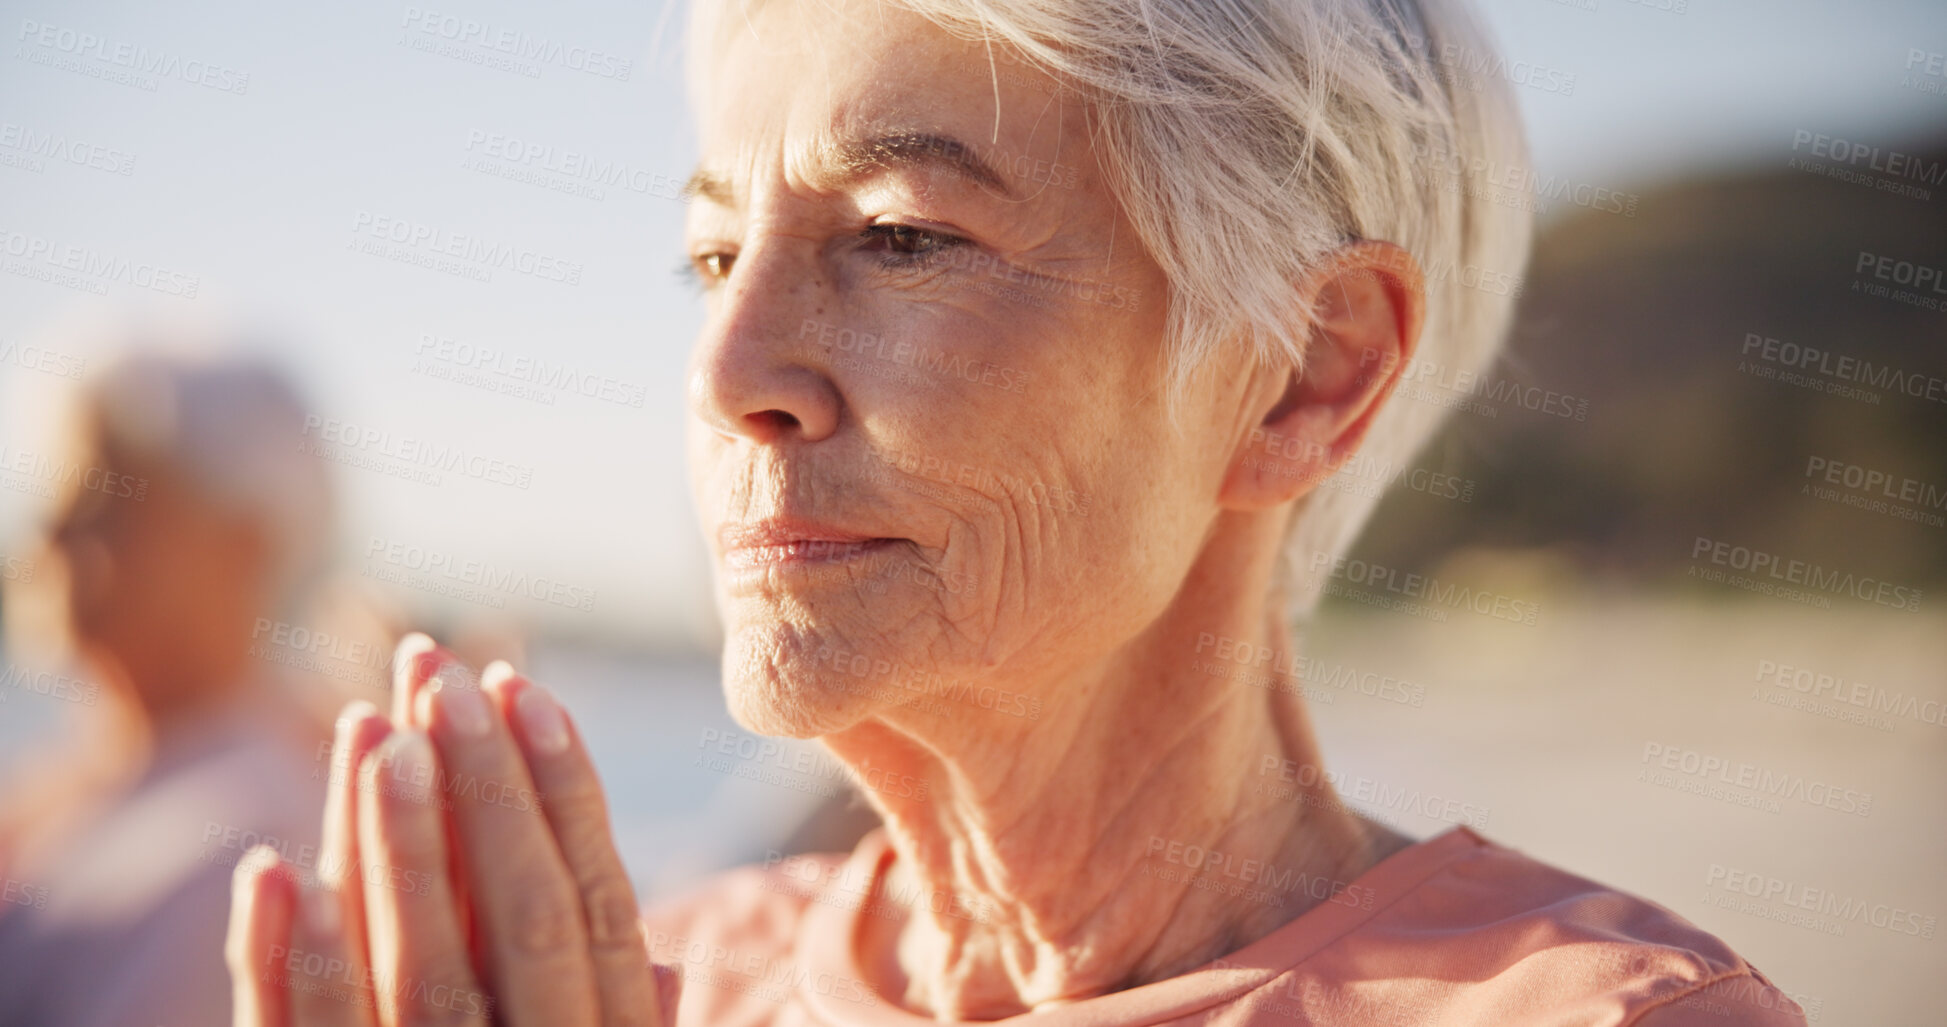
[719,636,888,740]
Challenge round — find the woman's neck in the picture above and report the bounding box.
[822,592,1412,1019]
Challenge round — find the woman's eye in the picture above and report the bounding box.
[860,223,965,266]
[680,251,735,290]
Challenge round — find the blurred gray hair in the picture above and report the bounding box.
[690,0,1533,627]
[87,348,334,607]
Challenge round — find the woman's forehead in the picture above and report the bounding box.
[695,0,1071,150]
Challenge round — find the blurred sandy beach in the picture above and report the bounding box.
[4,596,1940,1023]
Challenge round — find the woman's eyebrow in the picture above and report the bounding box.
[683,130,1020,207]
[825,132,1018,199]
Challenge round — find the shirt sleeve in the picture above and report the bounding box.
[1628,969,1811,1027]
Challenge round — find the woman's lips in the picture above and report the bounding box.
[721,537,897,571]
[717,520,902,574]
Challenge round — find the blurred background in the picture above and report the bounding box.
[1,0,1942,1023]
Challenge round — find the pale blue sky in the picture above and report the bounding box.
[2,0,1942,647]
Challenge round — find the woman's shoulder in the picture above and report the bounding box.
[1310,827,1813,1024]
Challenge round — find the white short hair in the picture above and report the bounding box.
[691,0,1533,628]
[87,346,334,605]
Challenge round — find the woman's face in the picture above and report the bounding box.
[40,419,265,687]
[685,0,1259,738]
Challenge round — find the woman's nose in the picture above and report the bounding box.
[686,244,843,446]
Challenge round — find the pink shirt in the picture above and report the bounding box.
[644,826,1809,1026]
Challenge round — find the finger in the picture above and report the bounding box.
[392,647,479,988]
[288,881,379,1027]
[653,962,684,1027]
[485,663,662,1026]
[390,633,444,725]
[321,703,393,972]
[227,845,296,1027]
[358,730,492,1027]
[419,658,600,1024]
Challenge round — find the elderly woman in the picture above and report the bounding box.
[227,0,1809,1024]
[0,347,334,1027]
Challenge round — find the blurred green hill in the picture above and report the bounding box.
[1357,137,1947,590]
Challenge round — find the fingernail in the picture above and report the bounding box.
[516,685,570,755]
[392,632,437,694]
[480,659,517,691]
[335,699,379,732]
[384,731,435,806]
[303,883,340,936]
[411,662,457,729]
[234,844,279,893]
[654,962,685,1023]
[434,677,491,738]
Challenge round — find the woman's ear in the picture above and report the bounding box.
[1221,241,1427,511]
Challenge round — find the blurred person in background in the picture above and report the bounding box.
[0,340,336,1026]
